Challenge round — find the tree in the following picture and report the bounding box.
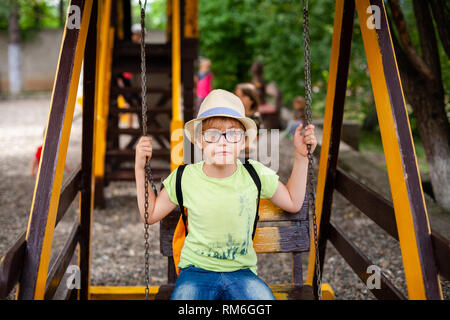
[387,0,450,210]
[198,0,366,111]
[8,0,22,95]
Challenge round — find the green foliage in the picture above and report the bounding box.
[198,0,449,126]
[131,0,167,30]
[198,0,367,116]
[0,0,62,39]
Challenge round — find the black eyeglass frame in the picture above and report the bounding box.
[202,129,245,143]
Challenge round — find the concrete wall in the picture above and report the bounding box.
[0,29,167,94]
[0,29,63,93]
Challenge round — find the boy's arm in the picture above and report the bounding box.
[135,166,177,225]
[269,154,308,213]
[270,123,316,213]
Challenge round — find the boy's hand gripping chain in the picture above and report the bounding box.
[139,0,158,300]
[303,0,322,300]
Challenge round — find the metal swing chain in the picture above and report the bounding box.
[139,0,158,301]
[303,0,322,300]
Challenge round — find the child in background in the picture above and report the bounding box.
[30,131,71,177]
[234,83,262,131]
[135,89,317,300]
[195,57,214,117]
[284,96,306,139]
[31,144,72,177]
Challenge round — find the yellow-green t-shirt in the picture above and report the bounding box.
[162,159,279,275]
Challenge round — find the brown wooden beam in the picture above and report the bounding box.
[328,222,406,300]
[335,168,398,240]
[44,223,79,300]
[307,0,355,299]
[17,0,92,299]
[0,233,26,299]
[78,0,97,300]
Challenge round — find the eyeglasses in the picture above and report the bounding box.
[202,129,244,143]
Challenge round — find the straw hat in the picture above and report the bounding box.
[184,89,257,144]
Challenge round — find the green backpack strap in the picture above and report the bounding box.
[243,158,262,240]
[175,164,188,235]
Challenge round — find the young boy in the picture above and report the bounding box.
[135,89,316,300]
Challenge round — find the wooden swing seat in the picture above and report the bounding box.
[88,283,315,300]
[154,198,321,300]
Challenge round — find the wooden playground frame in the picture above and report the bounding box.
[0,0,449,300]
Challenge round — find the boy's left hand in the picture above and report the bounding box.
[293,123,317,158]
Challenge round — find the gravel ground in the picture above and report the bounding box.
[1,96,448,300]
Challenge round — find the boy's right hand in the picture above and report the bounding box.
[135,136,153,169]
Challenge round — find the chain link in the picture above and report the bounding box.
[303,0,322,300]
[139,0,158,301]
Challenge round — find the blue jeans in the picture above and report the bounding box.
[171,265,276,300]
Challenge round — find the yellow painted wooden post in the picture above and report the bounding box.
[116,0,124,41]
[76,0,99,301]
[93,0,114,190]
[355,0,442,299]
[306,0,347,289]
[184,0,199,39]
[166,0,172,43]
[308,0,442,300]
[171,0,184,171]
[17,0,93,300]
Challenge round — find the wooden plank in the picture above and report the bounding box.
[121,0,131,41]
[430,232,450,281]
[172,0,181,122]
[0,167,81,299]
[306,0,355,297]
[56,165,82,225]
[160,210,180,257]
[78,0,97,300]
[109,106,172,116]
[110,87,170,96]
[328,222,406,300]
[292,252,303,286]
[17,0,93,300]
[357,0,442,299]
[88,284,315,300]
[89,286,160,300]
[183,0,198,39]
[167,256,177,284]
[112,127,170,137]
[0,233,26,299]
[108,168,169,182]
[335,168,398,240]
[113,43,171,57]
[259,197,308,222]
[337,168,450,282]
[106,149,170,159]
[159,216,310,257]
[253,224,309,254]
[51,254,79,300]
[44,223,79,300]
[93,0,115,208]
[112,63,170,74]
